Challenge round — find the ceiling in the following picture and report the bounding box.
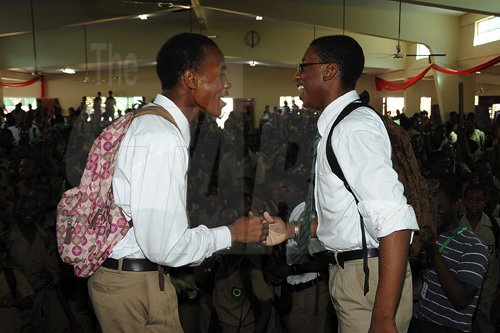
[1,0,498,38]
[0,0,499,79]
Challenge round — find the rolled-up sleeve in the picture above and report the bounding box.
[334,122,419,240]
[358,201,417,240]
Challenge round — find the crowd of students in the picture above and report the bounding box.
[0,91,499,332]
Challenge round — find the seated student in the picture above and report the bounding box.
[410,181,489,333]
[459,182,500,333]
[211,194,274,333]
[0,241,35,332]
[212,252,273,333]
[8,196,82,333]
[263,174,332,333]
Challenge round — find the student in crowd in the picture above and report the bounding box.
[8,196,82,332]
[264,174,332,333]
[459,183,500,333]
[86,33,269,333]
[410,181,488,333]
[104,90,116,124]
[212,253,273,333]
[0,240,35,332]
[91,91,102,126]
[262,35,418,333]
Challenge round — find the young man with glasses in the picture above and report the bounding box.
[263,35,419,333]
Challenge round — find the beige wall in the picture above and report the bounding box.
[241,65,297,122]
[0,64,444,123]
[45,67,160,110]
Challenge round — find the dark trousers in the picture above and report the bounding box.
[409,318,463,333]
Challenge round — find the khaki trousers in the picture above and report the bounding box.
[329,257,413,333]
[88,266,183,333]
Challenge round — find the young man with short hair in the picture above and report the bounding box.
[263,35,418,333]
[87,33,269,333]
[459,183,500,333]
[411,181,488,333]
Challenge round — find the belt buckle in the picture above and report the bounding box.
[334,252,344,269]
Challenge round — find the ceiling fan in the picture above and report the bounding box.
[122,1,191,12]
[27,0,73,77]
[393,0,446,60]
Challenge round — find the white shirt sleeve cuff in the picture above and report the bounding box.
[358,201,419,240]
[213,226,232,251]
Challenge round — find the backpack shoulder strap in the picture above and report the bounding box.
[324,99,378,296]
[132,105,179,130]
[325,100,377,194]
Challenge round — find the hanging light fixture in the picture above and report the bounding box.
[29,0,40,76]
[342,0,346,35]
[83,25,90,83]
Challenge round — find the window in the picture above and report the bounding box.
[279,96,303,111]
[492,104,500,120]
[215,97,233,129]
[420,97,431,113]
[85,96,104,114]
[383,97,405,116]
[3,97,37,112]
[85,95,143,118]
[474,16,500,46]
[416,44,430,60]
[115,96,144,111]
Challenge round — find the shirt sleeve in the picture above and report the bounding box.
[127,126,231,267]
[333,116,419,240]
[457,238,488,289]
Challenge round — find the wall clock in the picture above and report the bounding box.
[245,30,260,48]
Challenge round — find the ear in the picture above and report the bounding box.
[323,63,339,81]
[183,70,198,90]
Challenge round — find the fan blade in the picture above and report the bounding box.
[123,1,159,4]
[406,53,446,57]
[123,1,189,9]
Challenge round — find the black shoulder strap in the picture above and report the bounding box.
[325,100,378,189]
[325,99,378,295]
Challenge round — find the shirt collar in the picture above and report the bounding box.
[460,212,491,228]
[151,94,191,146]
[317,90,360,137]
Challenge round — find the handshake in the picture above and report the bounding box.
[227,212,290,246]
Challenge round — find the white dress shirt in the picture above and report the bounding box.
[315,90,418,252]
[110,94,231,266]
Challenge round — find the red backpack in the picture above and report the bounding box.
[56,106,177,277]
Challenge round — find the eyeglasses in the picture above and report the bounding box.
[296,62,330,72]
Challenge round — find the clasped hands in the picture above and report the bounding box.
[228,212,288,246]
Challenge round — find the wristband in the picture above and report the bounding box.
[294,222,299,241]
